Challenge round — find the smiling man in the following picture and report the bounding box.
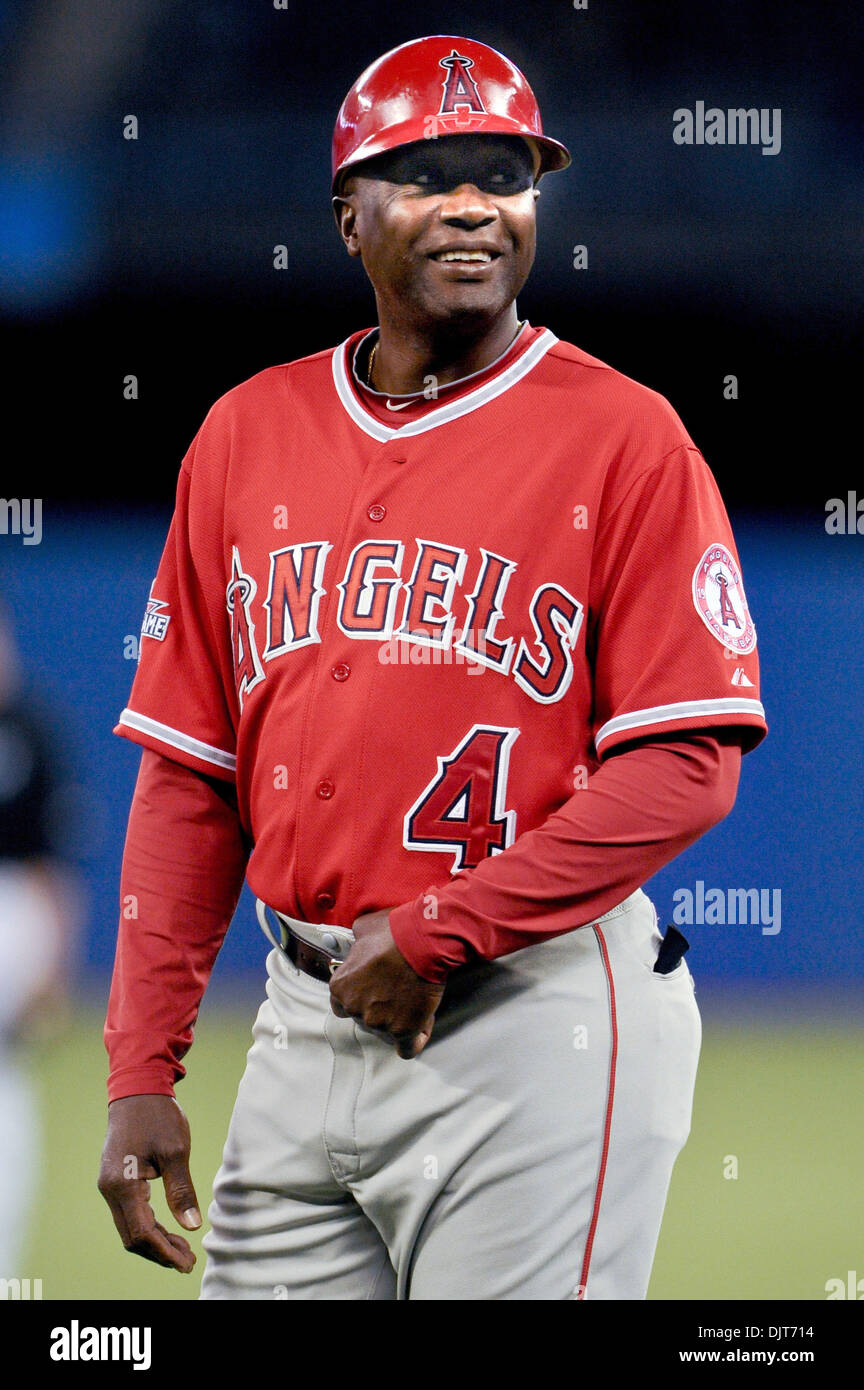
[337,133,539,383]
[99,36,766,1300]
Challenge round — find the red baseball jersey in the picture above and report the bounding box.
[116,325,766,944]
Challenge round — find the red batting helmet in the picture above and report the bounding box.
[332,35,571,195]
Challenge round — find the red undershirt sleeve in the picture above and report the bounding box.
[388,732,742,983]
[104,748,249,1103]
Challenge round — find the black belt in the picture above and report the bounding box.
[282,922,690,982]
[282,927,344,983]
[256,900,353,983]
[261,902,689,982]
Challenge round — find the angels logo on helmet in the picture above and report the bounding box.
[436,50,487,130]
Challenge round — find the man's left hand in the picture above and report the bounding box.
[329,910,445,1059]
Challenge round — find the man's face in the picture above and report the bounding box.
[335,134,539,331]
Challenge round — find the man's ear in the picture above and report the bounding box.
[332,193,363,257]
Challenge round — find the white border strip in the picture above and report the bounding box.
[117,708,237,772]
[595,697,766,750]
[332,328,559,441]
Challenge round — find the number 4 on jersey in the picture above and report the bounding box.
[404,725,520,872]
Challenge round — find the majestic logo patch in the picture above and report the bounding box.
[437,50,487,131]
[141,584,170,642]
[692,544,756,654]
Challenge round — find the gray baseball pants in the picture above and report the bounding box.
[200,888,700,1300]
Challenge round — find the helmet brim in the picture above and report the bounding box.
[332,120,571,196]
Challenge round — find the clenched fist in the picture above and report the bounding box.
[329,909,445,1059]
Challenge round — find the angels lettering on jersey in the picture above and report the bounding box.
[225,537,584,710]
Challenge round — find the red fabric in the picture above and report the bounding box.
[113,328,766,945]
[107,322,762,1091]
[104,748,248,1102]
[389,731,741,982]
[105,734,738,1096]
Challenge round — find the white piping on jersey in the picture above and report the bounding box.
[332,327,559,442]
[118,708,237,773]
[594,697,766,751]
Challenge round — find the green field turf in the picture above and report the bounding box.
[15,1005,863,1301]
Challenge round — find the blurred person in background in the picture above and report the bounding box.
[0,606,80,1277]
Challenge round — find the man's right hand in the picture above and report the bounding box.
[98,1094,201,1273]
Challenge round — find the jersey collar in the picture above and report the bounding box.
[331,324,558,442]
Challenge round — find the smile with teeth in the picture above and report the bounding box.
[432,250,496,262]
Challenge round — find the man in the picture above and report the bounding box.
[98,36,766,1300]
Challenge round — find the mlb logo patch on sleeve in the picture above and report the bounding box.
[691,543,756,654]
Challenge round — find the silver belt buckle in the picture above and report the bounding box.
[288,918,355,960]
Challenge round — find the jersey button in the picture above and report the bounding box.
[367,503,386,522]
[315,892,336,912]
[316,779,335,800]
[331,663,351,682]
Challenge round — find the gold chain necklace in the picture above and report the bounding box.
[366,341,378,387]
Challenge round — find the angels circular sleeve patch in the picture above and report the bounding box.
[691,543,757,654]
